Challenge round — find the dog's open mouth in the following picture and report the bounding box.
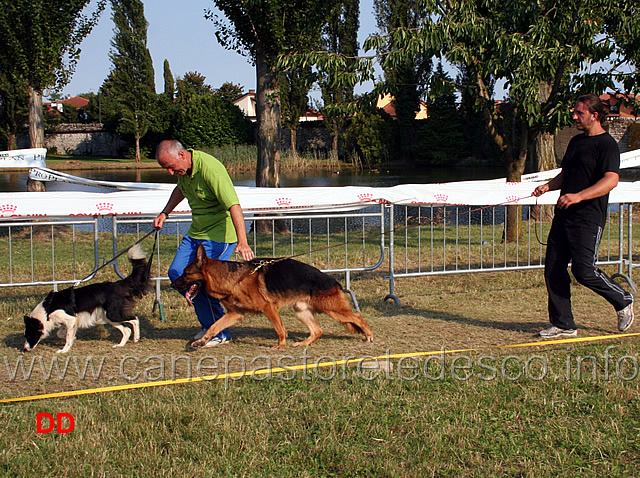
[184,282,201,306]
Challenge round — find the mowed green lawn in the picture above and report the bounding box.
[2,264,640,476]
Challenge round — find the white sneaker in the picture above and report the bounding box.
[618,297,635,332]
[539,326,577,338]
[203,336,231,347]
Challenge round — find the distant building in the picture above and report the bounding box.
[600,92,639,118]
[233,90,325,123]
[376,93,429,119]
[233,90,257,121]
[44,96,90,115]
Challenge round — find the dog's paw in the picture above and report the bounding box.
[56,348,70,354]
[271,343,286,350]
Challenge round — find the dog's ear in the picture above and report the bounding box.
[196,243,207,268]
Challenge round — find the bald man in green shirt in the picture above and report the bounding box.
[154,140,254,346]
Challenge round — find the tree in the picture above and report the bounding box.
[415,62,467,165]
[214,82,244,103]
[207,0,336,188]
[279,66,314,158]
[362,0,638,241]
[373,0,432,164]
[175,71,213,105]
[0,70,28,150]
[318,0,360,161]
[163,59,175,100]
[606,0,640,103]
[175,93,252,149]
[344,100,394,168]
[0,0,105,148]
[107,0,156,162]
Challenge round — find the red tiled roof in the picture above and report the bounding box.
[61,96,89,109]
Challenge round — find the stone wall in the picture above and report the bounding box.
[279,120,336,157]
[17,123,128,156]
[554,117,640,161]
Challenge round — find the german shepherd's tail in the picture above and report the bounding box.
[120,244,151,298]
[343,321,366,335]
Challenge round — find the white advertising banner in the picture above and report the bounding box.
[3,180,640,220]
[0,149,639,219]
[0,148,47,169]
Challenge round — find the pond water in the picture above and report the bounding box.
[1,164,506,192]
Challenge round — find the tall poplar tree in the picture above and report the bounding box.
[207,0,335,188]
[0,0,105,148]
[374,0,432,164]
[163,59,174,100]
[107,0,155,162]
[318,0,360,161]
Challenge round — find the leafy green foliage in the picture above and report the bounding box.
[175,71,213,105]
[214,82,245,103]
[0,0,105,147]
[208,0,339,187]
[318,0,360,158]
[374,0,433,164]
[415,77,468,165]
[0,70,28,149]
[0,0,106,93]
[174,93,252,149]
[344,102,394,167]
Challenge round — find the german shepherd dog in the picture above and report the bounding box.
[23,244,151,354]
[173,244,374,349]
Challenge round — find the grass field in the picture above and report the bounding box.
[2,259,640,475]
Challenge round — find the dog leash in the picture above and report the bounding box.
[250,194,538,273]
[73,230,157,286]
[534,195,549,246]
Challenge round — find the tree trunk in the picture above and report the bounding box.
[504,121,529,243]
[535,132,556,172]
[290,127,298,159]
[27,85,44,148]
[6,133,16,150]
[255,44,281,188]
[533,131,556,222]
[252,44,288,235]
[135,134,141,163]
[331,133,339,163]
[27,85,46,191]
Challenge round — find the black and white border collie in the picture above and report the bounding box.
[23,244,151,354]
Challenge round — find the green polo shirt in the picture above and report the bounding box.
[177,150,240,242]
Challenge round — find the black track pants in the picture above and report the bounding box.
[544,215,632,329]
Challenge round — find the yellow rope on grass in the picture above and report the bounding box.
[2,332,639,404]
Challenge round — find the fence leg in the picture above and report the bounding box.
[152,279,165,322]
[612,203,637,292]
[384,204,401,306]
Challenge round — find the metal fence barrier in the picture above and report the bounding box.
[384,202,637,305]
[1,202,636,312]
[0,217,100,289]
[112,205,387,317]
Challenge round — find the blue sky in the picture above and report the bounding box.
[58,0,380,100]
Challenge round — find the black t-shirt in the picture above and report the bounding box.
[557,132,620,227]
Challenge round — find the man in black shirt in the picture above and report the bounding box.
[533,94,634,337]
